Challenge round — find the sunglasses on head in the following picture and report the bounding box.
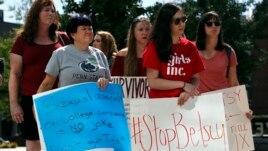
[172,16,187,25]
[205,21,221,27]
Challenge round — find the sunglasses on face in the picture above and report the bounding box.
[172,16,187,25]
[205,21,221,27]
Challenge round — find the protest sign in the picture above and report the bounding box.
[130,93,229,151]
[204,85,254,151]
[112,76,149,126]
[112,76,149,98]
[33,82,130,151]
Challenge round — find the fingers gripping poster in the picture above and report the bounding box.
[33,82,130,151]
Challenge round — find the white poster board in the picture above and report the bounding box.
[112,76,149,98]
[130,93,229,151]
[204,85,254,151]
[112,76,149,126]
[112,76,254,151]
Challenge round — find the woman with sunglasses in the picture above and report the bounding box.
[196,11,253,119]
[143,3,204,105]
[196,11,237,93]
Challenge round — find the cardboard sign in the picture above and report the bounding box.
[33,82,130,151]
[130,93,229,151]
[112,76,149,126]
[204,85,254,151]
[112,76,149,98]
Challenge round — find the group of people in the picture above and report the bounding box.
[7,0,252,150]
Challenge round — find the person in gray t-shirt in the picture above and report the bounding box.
[38,14,111,93]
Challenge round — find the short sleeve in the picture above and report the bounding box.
[143,41,161,70]
[192,44,205,74]
[45,48,61,77]
[10,35,24,55]
[230,48,238,67]
[96,49,112,81]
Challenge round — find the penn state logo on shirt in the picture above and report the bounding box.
[79,56,99,72]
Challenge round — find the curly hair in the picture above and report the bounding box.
[95,31,118,60]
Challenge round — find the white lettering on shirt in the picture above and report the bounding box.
[167,53,190,76]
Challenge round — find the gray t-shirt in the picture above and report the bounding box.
[45,44,111,87]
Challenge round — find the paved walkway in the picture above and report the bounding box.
[0,147,25,151]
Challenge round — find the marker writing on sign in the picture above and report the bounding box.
[131,111,226,151]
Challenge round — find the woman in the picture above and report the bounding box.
[37,14,110,93]
[143,3,205,105]
[111,16,151,76]
[9,0,70,150]
[196,11,239,93]
[196,11,253,119]
[92,31,118,69]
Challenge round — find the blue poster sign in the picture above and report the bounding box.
[33,82,130,151]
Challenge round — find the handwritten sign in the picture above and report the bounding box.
[204,85,254,151]
[112,76,149,98]
[33,82,130,151]
[112,76,149,127]
[130,93,229,151]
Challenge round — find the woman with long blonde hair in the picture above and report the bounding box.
[111,16,151,76]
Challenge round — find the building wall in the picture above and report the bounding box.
[252,38,268,115]
[0,10,21,37]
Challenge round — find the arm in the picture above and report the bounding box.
[227,66,239,87]
[183,73,200,95]
[37,74,57,93]
[146,68,185,90]
[178,73,200,106]
[9,53,24,123]
[34,74,56,120]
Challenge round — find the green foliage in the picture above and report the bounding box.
[0,30,17,121]
[144,2,162,23]
[61,0,145,49]
[250,0,268,39]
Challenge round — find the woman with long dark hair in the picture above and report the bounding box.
[143,3,204,105]
[196,11,253,119]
